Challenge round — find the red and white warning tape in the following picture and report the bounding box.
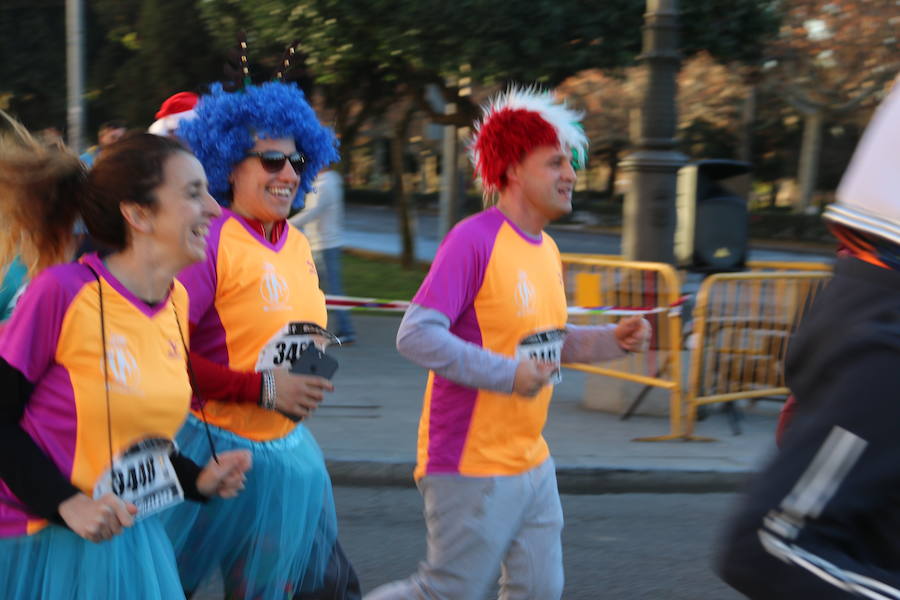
[325,294,690,317]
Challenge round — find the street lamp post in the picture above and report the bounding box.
[620,0,687,263]
[66,0,85,153]
[438,100,458,240]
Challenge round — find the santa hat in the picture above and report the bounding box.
[471,86,588,193]
[824,78,900,244]
[148,91,199,136]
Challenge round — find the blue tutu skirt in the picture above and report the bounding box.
[0,516,183,600]
[160,415,337,599]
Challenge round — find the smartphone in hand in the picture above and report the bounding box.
[280,349,339,423]
[290,348,339,380]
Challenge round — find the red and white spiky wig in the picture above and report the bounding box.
[471,86,588,193]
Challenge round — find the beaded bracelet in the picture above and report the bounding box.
[260,369,277,410]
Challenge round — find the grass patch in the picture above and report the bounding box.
[342,251,428,301]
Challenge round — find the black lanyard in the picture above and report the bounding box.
[84,262,219,495]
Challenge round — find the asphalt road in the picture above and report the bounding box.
[336,486,744,600]
[192,487,745,599]
[342,203,833,265]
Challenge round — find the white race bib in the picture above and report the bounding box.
[516,328,568,385]
[93,437,183,520]
[254,322,338,371]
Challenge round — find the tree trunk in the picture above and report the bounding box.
[391,103,417,268]
[796,110,823,214]
[332,100,350,176]
[738,83,756,164]
[333,94,382,179]
[336,129,356,179]
[606,148,619,199]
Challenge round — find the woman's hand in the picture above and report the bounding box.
[196,450,252,499]
[58,492,137,543]
[271,368,334,420]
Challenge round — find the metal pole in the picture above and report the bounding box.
[66,0,85,153]
[620,0,687,263]
[438,102,458,239]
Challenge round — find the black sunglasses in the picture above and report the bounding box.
[245,151,307,175]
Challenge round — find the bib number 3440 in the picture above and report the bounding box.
[93,437,184,521]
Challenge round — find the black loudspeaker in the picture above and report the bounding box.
[675,160,752,272]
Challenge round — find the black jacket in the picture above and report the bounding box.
[717,257,900,599]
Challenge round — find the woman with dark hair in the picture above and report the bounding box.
[0,117,252,599]
[159,81,360,598]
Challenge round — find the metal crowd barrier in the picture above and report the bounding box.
[331,253,834,442]
[683,270,833,440]
[560,255,687,441]
[746,259,834,272]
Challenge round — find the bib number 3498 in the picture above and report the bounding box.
[516,328,568,386]
[255,322,339,371]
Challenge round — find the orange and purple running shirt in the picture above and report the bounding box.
[412,207,568,479]
[178,209,327,441]
[0,254,191,536]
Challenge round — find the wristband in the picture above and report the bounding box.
[259,370,277,410]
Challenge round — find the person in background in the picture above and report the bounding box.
[716,79,900,598]
[36,127,65,149]
[148,92,199,138]
[0,256,26,321]
[0,125,69,316]
[289,163,356,344]
[79,120,126,168]
[0,115,251,599]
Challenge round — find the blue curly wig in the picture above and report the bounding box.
[177,81,339,209]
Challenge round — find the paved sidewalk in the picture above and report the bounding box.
[307,314,781,494]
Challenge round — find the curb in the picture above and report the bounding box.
[325,459,754,495]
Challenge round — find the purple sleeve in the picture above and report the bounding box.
[177,229,221,326]
[0,272,69,383]
[412,218,495,323]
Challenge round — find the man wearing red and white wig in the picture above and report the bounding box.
[148,91,198,138]
[366,87,651,600]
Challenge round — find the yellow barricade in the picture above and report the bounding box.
[683,271,832,440]
[746,260,834,272]
[560,255,686,441]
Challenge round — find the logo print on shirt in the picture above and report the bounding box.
[515,270,536,316]
[259,262,292,311]
[101,334,141,394]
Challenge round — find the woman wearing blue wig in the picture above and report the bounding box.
[158,74,360,599]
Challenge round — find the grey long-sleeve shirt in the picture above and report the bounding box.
[396,303,628,393]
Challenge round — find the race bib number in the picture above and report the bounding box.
[255,322,339,371]
[93,437,183,520]
[516,328,568,385]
